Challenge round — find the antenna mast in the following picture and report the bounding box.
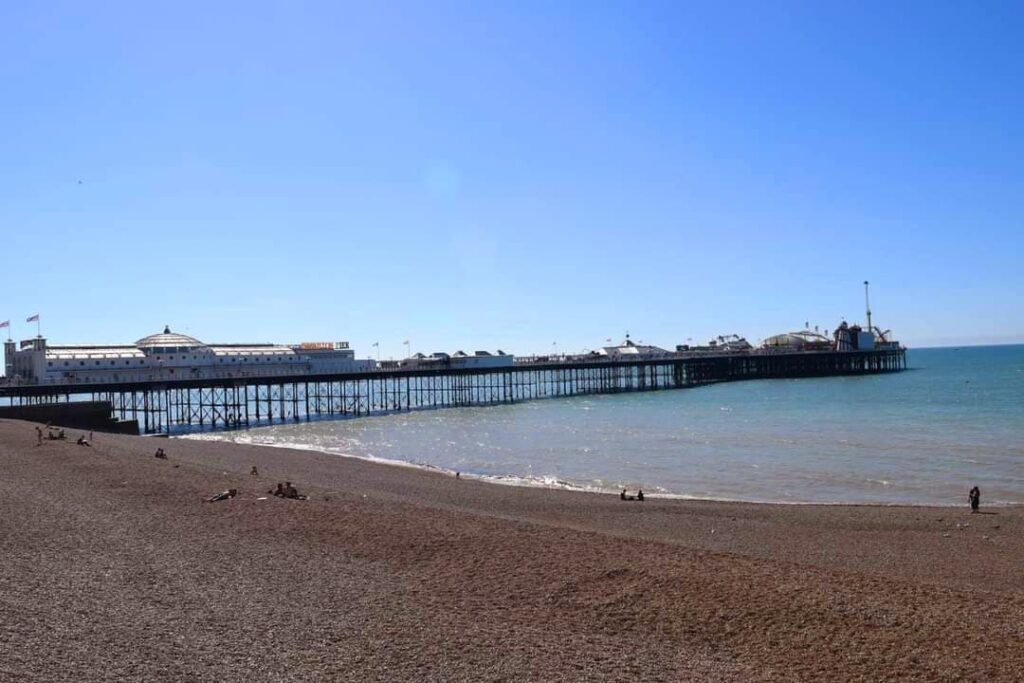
[864,280,872,333]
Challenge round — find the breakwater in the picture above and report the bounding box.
[0,401,139,434]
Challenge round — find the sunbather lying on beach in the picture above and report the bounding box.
[207,489,238,503]
[76,435,91,447]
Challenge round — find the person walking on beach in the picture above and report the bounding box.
[968,486,980,513]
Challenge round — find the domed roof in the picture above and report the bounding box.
[762,331,830,348]
[135,326,206,349]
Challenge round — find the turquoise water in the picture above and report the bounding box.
[186,346,1024,505]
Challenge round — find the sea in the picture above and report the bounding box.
[182,345,1024,506]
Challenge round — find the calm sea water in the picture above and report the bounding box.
[184,346,1024,505]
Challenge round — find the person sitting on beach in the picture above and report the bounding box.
[620,488,635,501]
[272,483,286,497]
[637,489,644,502]
[154,448,167,459]
[207,488,238,503]
[282,481,308,500]
[76,435,91,447]
[57,429,66,440]
[250,466,259,476]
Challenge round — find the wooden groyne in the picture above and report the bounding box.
[0,348,906,434]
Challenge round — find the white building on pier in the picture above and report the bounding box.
[3,327,373,386]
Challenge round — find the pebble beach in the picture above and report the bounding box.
[2,418,1022,682]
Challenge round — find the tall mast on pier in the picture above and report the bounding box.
[864,280,872,333]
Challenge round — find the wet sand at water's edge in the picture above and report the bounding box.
[2,419,1022,681]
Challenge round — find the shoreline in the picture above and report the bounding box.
[4,418,1023,681]
[178,430,1024,509]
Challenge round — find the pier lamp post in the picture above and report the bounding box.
[403,340,410,358]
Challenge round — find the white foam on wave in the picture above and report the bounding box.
[177,431,440,473]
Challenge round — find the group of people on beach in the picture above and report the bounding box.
[28,424,318,504]
[270,481,307,500]
[36,426,65,443]
[620,488,644,502]
[35,425,91,446]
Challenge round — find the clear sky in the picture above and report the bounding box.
[2,1,1022,359]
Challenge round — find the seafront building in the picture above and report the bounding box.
[3,327,371,385]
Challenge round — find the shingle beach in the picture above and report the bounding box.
[2,419,1022,682]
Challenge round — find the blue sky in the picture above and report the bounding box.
[2,1,1021,358]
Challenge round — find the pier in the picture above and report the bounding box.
[0,348,906,434]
